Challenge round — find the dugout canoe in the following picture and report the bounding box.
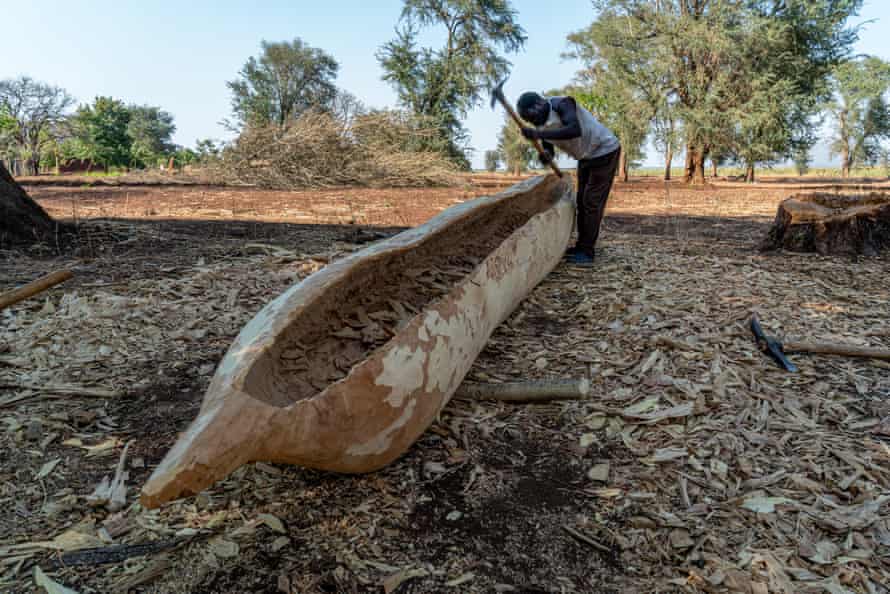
[140,174,575,508]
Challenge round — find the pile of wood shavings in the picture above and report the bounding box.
[467,233,890,592]
[0,253,326,401]
[2,220,890,593]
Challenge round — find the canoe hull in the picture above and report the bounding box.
[140,174,575,508]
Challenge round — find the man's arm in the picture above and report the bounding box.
[522,97,582,141]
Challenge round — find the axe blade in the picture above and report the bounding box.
[750,314,798,373]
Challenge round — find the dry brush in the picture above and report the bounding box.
[213,110,461,189]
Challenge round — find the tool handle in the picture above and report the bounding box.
[0,269,74,311]
[783,341,890,361]
[498,98,563,178]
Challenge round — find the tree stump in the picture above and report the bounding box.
[760,193,890,256]
[0,161,57,245]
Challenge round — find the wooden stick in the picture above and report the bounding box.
[45,537,190,569]
[0,383,118,399]
[784,341,890,361]
[454,378,590,403]
[0,269,73,311]
[562,525,611,553]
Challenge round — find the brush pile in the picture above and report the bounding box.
[213,109,460,189]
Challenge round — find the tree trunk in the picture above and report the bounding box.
[761,193,890,256]
[684,144,707,185]
[619,148,629,182]
[839,112,851,179]
[711,160,718,179]
[664,145,673,181]
[0,161,56,245]
[745,163,755,183]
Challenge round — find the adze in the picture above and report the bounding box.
[750,312,890,372]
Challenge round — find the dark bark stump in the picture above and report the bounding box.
[0,161,57,245]
[760,193,890,256]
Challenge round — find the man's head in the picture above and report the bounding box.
[517,92,550,126]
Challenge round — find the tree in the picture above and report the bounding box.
[569,1,863,184]
[564,81,650,182]
[793,146,811,176]
[652,104,680,181]
[708,147,733,179]
[377,0,527,168]
[70,97,132,171]
[0,106,16,169]
[330,89,366,130]
[0,160,56,244]
[0,76,74,175]
[496,115,535,175]
[484,149,500,172]
[227,39,339,128]
[827,56,890,177]
[727,74,798,183]
[173,147,198,169]
[194,138,223,163]
[127,105,176,168]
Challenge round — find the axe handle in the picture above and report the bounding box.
[496,96,563,178]
[784,341,890,361]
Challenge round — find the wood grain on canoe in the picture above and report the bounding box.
[140,174,575,508]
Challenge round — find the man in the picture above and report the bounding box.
[516,92,621,265]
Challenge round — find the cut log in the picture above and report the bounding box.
[0,161,56,245]
[760,193,890,256]
[140,174,575,508]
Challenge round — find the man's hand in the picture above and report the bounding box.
[521,127,540,141]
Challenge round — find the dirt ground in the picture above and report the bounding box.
[2,175,890,593]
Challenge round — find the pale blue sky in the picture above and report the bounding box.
[1,0,888,169]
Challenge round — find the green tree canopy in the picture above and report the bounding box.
[567,0,864,184]
[195,138,223,162]
[227,39,340,128]
[496,114,535,175]
[0,76,74,175]
[127,105,176,168]
[377,0,527,168]
[0,105,16,162]
[484,149,500,172]
[827,56,890,177]
[70,97,132,171]
[555,78,650,182]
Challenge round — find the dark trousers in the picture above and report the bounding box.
[575,147,621,255]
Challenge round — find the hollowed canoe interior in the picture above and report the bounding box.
[245,182,561,407]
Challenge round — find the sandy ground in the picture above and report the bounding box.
[2,175,889,594]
